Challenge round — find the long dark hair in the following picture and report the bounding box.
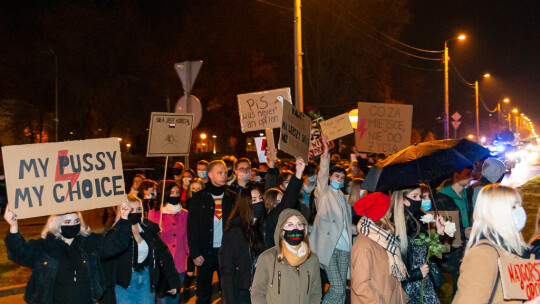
[227,186,265,254]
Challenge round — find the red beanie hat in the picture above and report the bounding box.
[353,192,391,221]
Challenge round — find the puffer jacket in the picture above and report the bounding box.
[251,209,322,304]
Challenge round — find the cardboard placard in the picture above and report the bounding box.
[319,113,354,141]
[146,112,194,157]
[428,210,462,248]
[355,102,413,154]
[309,117,335,159]
[254,137,267,163]
[278,101,311,161]
[237,88,292,133]
[1,138,125,219]
[498,255,540,300]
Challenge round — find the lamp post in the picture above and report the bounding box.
[294,0,303,112]
[497,98,510,138]
[444,35,466,139]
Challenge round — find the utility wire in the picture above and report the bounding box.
[256,0,292,11]
[479,94,498,113]
[331,1,444,54]
[311,0,443,61]
[449,61,474,87]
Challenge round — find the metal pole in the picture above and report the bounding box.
[497,102,500,138]
[54,54,59,142]
[508,113,511,131]
[184,62,191,169]
[444,42,449,139]
[475,81,479,142]
[294,0,304,112]
[516,116,519,137]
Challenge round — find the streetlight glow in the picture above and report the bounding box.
[483,73,491,78]
[468,134,474,139]
[512,108,518,113]
[458,34,466,40]
[212,135,217,138]
[503,98,510,103]
[200,133,207,139]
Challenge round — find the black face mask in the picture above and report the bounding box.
[283,229,305,246]
[227,169,233,177]
[404,197,422,215]
[252,202,265,219]
[173,168,183,175]
[60,224,81,239]
[259,171,267,178]
[128,213,142,225]
[167,196,182,206]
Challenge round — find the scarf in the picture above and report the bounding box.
[162,204,182,215]
[205,182,226,196]
[358,216,407,281]
[281,240,309,267]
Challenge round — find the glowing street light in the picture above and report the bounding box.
[200,133,207,139]
[444,34,467,139]
[468,134,474,140]
[348,109,358,129]
[483,73,491,78]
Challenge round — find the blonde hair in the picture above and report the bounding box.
[392,187,421,256]
[529,207,540,244]
[346,178,364,206]
[41,212,90,239]
[188,178,206,199]
[467,184,528,255]
[115,194,144,224]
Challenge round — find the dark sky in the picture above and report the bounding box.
[402,0,540,136]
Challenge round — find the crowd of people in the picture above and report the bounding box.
[4,134,540,304]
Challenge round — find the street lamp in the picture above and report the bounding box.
[444,34,466,139]
[496,98,510,137]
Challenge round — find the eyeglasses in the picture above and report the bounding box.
[236,168,250,173]
[284,222,305,230]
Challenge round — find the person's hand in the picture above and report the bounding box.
[168,288,177,295]
[465,227,472,239]
[193,255,205,266]
[119,202,131,220]
[435,215,445,235]
[266,148,277,168]
[420,264,429,278]
[295,157,306,179]
[321,134,329,157]
[4,206,18,233]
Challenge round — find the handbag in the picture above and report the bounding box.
[428,261,446,288]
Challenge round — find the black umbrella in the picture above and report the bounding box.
[361,139,490,192]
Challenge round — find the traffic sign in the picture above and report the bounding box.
[451,121,461,129]
[175,95,202,128]
[174,61,203,93]
[452,112,461,121]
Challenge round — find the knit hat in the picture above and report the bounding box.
[353,192,391,221]
[481,158,506,183]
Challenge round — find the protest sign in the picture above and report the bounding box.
[309,117,335,159]
[237,88,292,133]
[498,255,540,300]
[146,112,194,157]
[2,138,125,219]
[355,102,413,154]
[254,137,267,163]
[319,112,354,141]
[278,101,311,161]
[428,210,462,247]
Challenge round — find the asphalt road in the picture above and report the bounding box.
[501,150,540,187]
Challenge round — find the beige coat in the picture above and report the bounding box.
[452,240,522,304]
[251,209,322,304]
[309,154,354,267]
[351,234,408,304]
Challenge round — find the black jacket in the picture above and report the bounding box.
[101,219,179,303]
[434,187,473,245]
[187,186,236,258]
[4,219,131,304]
[218,217,264,304]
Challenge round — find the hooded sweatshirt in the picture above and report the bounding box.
[472,158,506,206]
[251,209,322,304]
[437,182,470,228]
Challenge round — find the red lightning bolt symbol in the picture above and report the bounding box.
[55,150,81,201]
[357,119,368,140]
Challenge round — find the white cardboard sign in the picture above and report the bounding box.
[146,112,194,157]
[237,88,292,133]
[319,112,354,141]
[278,101,311,161]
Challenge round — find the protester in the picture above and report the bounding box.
[251,209,322,303]
[470,157,506,207]
[300,160,318,208]
[259,162,269,181]
[351,193,408,304]
[219,186,266,304]
[230,157,260,194]
[310,134,354,304]
[187,177,205,202]
[103,195,179,304]
[420,184,433,212]
[148,180,189,304]
[129,174,145,195]
[222,155,237,185]
[393,187,445,304]
[452,184,540,304]
[173,162,185,186]
[348,178,366,226]
[4,204,132,304]
[251,167,260,182]
[187,160,237,304]
[263,157,307,248]
[435,167,474,295]
[138,179,157,215]
[196,160,210,183]
[347,160,363,179]
[529,207,540,257]
[179,169,195,203]
[277,170,294,192]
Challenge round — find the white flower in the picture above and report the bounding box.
[444,221,457,237]
[420,213,435,224]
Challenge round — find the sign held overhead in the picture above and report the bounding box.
[147,112,194,157]
[319,112,354,141]
[278,101,311,161]
[237,88,292,133]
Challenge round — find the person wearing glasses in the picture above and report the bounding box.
[251,209,321,303]
[229,158,262,194]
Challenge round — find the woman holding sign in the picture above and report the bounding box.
[453,185,540,304]
[4,203,132,304]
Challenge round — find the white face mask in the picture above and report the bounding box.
[512,206,527,232]
[307,175,317,182]
[359,189,367,198]
[163,203,182,214]
[238,172,251,183]
[182,177,192,185]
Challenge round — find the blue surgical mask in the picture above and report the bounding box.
[330,180,344,190]
[512,207,527,232]
[346,187,350,194]
[421,200,432,211]
[197,171,207,179]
